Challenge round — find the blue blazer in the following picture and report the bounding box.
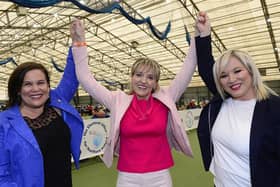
[196,35,280,187]
[0,48,84,187]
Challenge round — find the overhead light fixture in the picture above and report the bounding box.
[227,27,234,31]
[16,6,28,16]
[33,24,40,28]
[131,41,139,49]
[266,18,271,23]
[79,0,86,5]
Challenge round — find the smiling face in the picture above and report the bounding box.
[19,69,50,111]
[129,58,160,100]
[219,56,256,100]
[131,65,157,100]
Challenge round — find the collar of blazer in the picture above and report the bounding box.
[5,105,42,153]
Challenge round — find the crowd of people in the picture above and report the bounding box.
[76,104,110,118]
[185,98,209,109]
[0,10,279,187]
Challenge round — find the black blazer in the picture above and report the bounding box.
[196,35,280,187]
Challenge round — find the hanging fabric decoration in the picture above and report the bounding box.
[51,58,64,72]
[9,0,60,8]
[184,25,191,46]
[69,0,120,14]
[9,0,171,40]
[117,6,171,40]
[0,57,18,66]
[178,7,191,46]
[50,56,121,87]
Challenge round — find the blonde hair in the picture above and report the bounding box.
[213,49,277,101]
[128,58,160,94]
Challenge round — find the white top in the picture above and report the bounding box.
[210,97,256,187]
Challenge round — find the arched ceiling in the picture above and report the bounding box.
[0,0,279,98]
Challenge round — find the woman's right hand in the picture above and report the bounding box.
[70,19,86,43]
[196,11,211,37]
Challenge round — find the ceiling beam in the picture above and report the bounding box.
[120,0,186,60]
[83,17,176,80]
[177,0,227,53]
[260,0,280,70]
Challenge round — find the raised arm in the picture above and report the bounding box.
[54,47,79,102]
[70,19,114,109]
[195,12,218,95]
[167,36,197,102]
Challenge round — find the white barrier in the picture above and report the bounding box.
[80,118,110,160]
[79,109,201,160]
[178,108,202,131]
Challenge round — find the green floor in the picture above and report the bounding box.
[72,130,213,187]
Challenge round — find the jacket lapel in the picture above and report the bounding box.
[7,106,41,152]
[118,94,134,119]
[249,100,267,185]
[112,94,133,146]
[49,91,83,123]
[209,96,223,128]
[249,100,266,160]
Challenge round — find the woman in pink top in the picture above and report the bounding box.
[70,19,197,187]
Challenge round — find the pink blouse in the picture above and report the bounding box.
[117,94,174,173]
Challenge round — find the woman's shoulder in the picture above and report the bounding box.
[0,106,20,117]
[0,109,15,128]
[266,94,280,105]
[265,95,280,123]
[260,95,280,119]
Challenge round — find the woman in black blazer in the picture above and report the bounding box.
[195,12,280,187]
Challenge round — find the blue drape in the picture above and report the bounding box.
[51,58,64,72]
[9,0,171,40]
[0,57,18,66]
[10,0,61,8]
[184,25,191,46]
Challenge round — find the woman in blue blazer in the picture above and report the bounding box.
[195,12,280,187]
[0,47,84,187]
